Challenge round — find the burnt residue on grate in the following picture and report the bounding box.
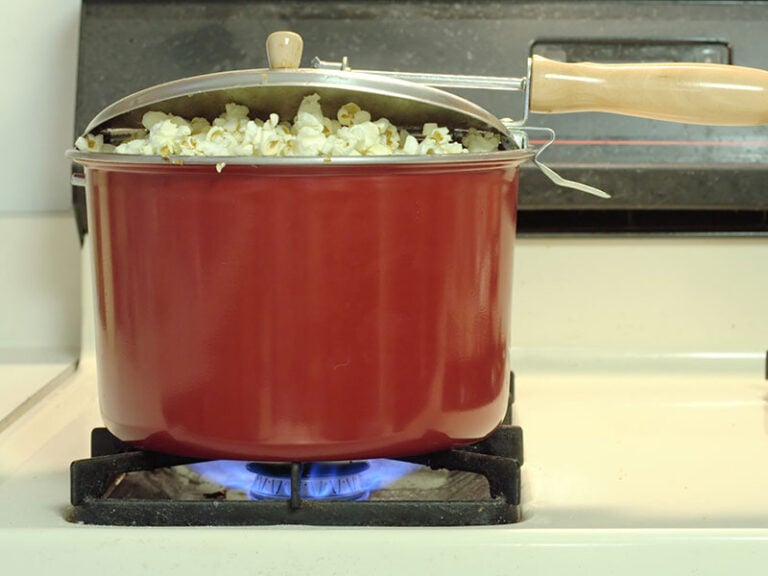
[105,460,492,503]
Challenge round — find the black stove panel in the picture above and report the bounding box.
[73,1,768,233]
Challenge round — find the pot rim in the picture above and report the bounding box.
[66,147,535,168]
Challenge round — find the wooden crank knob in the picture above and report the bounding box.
[266,31,304,69]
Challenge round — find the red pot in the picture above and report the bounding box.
[70,27,768,462]
[75,152,530,461]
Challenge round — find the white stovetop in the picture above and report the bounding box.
[1,236,768,574]
[1,353,768,574]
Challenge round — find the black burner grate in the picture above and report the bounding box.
[68,375,522,527]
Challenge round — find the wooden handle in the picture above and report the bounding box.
[529,55,768,125]
[266,31,303,69]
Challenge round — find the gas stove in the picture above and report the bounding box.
[69,422,522,526]
[4,0,768,574]
[3,236,768,574]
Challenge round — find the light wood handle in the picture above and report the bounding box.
[266,31,303,69]
[529,55,768,125]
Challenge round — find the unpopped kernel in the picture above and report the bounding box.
[75,94,501,157]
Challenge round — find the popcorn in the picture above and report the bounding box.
[142,111,173,131]
[461,128,502,153]
[337,102,370,126]
[147,119,192,157]
[74,133,115,153]
[400,132,419,155]
[75,94,502,158]
[294,93,325,124]
[418,123,464,155]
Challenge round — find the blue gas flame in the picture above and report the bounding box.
[188,459,421,501]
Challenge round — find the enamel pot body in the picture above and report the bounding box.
[77,152,529,461]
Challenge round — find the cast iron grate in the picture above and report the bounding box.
[68,374,522,527]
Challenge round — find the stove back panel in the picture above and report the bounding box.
[74,1,768,233]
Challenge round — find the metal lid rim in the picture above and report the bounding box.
[66,148,535,168]
[82,68,510,136]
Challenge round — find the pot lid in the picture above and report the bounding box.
[75,32,609,198]
[83,31,517,139]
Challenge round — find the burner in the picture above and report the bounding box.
[68,373,522,526]
[246,462,372,501]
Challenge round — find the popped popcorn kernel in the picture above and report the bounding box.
[337,102,363,126]
[81,93,502,159]
[295,93,324,123]
[462,128,501,153]
[190,117,211,135]
[75,133,115,153]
